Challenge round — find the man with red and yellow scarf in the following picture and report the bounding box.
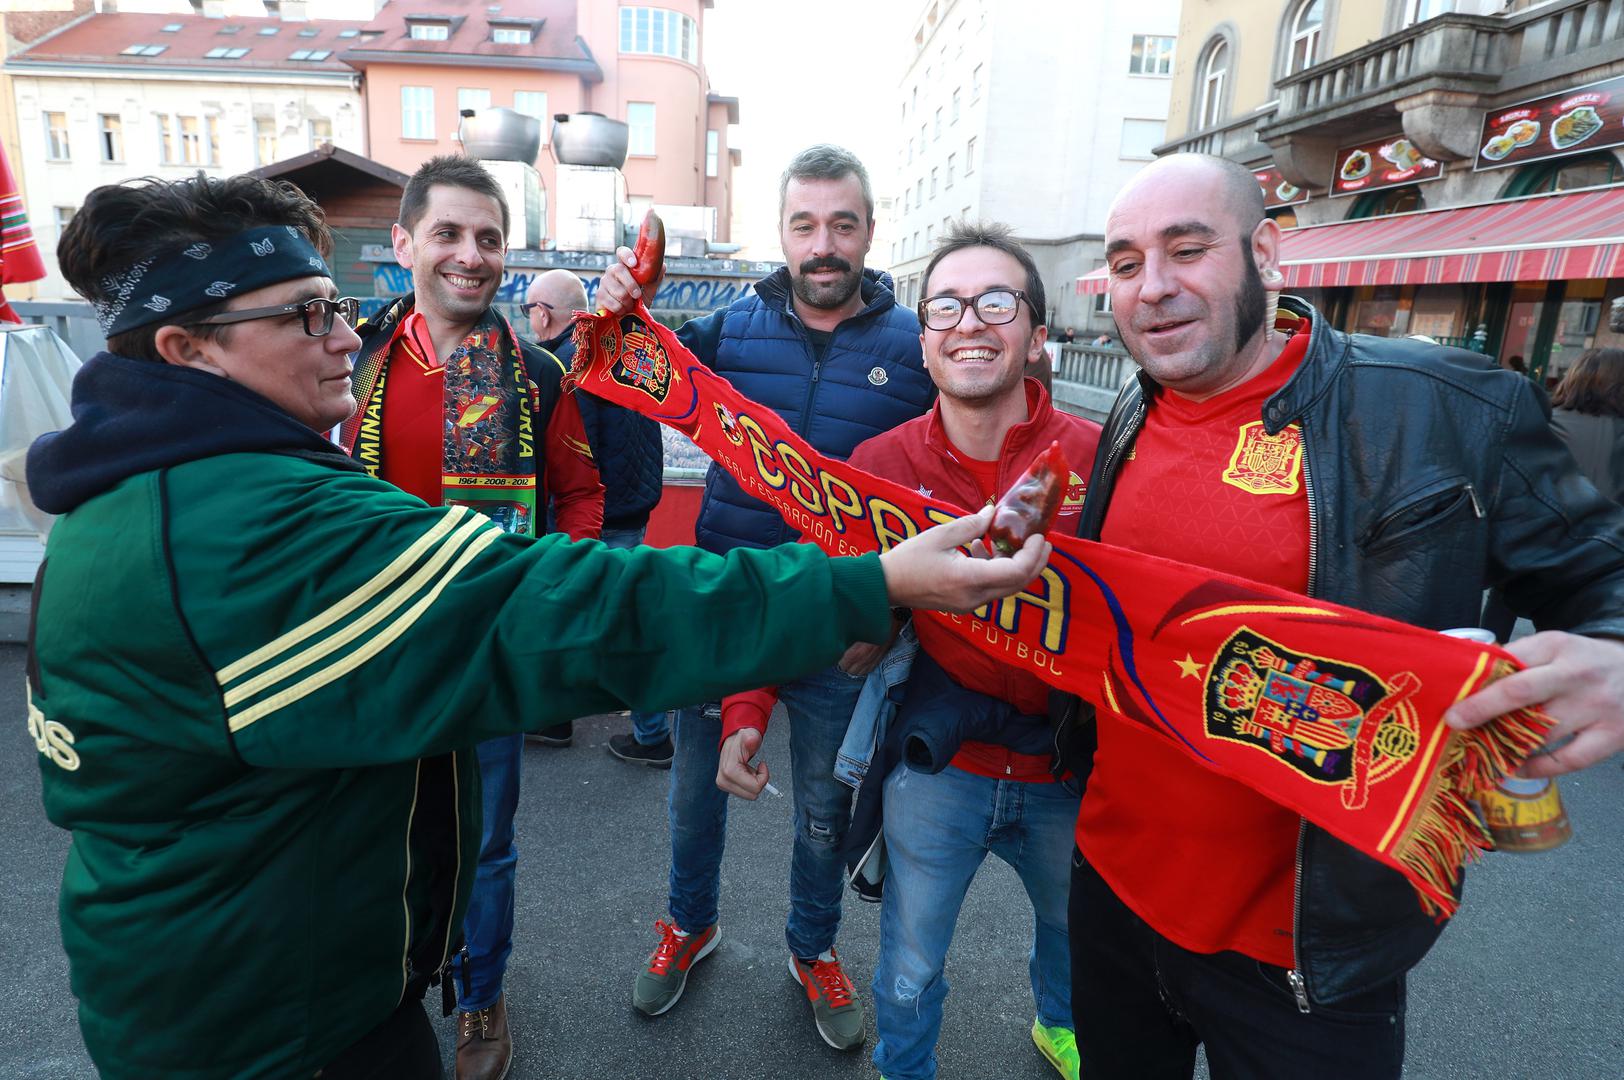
[342,155,602,1080]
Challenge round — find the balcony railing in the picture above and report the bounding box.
[1268,0,1623,132]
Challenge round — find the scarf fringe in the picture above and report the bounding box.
[1395,706,1551,918]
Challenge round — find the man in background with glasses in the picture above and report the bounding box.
[596,144,934,1052]
[521,270,670,764]
[832,223,1100,1080]
[342,155,602,1080]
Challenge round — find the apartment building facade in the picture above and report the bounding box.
[887,0,1179,334]
[345,0,738,244]
[1120,0,1624,379]
[7,9,364,298]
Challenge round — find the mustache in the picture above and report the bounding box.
[1131,305,1202,331]
[799,257,853,275]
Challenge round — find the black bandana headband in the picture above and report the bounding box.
[92,224,333,337]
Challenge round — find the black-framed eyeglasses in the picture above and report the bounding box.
[519,300,555,316]
[917,288,1030,331]
[191,296,361,338]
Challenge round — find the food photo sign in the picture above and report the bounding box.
[1255,164,1309,209]
[1475,73,1624,171]
[1330,134,1444,197]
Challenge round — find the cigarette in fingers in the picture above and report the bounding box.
[762,780,783,798]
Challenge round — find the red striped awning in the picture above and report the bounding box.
[1075,185,1624,294]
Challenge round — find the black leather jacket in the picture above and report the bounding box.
[1073,296,1624,1007]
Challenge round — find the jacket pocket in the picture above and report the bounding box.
[1359,475,1482,557]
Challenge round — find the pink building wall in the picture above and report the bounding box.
[362,0,732,246]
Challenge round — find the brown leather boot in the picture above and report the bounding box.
[455,993,512,1080]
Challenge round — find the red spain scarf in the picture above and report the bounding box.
[568,303,1551,917]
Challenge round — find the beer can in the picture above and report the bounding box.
[1440,627,1574,852]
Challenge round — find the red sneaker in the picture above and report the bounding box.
[632,920,719,1016]
[788,949,866,1050]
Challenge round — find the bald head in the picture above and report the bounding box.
[1112,154,1266,237]
[525,269,589,341]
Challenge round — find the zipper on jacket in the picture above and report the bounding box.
[1288,820,1311,1013]
[1465,482,1484,518]
[1288,425,1317,1013]
[1099,398,1145,492]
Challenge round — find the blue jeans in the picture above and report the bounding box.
[602,524,671,745]
[667,663,864,958]
[452,733,521,1011]
[872,765,1079,1080]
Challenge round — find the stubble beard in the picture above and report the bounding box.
[791,267,863,312]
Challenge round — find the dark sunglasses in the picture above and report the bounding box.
[519,300,556,316]
[192,296,362,338]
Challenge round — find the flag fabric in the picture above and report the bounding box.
[568,301,1555,917]
[0,140,46,287]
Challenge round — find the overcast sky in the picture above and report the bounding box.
[703,1,918,259]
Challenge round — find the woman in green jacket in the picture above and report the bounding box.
[24,172,1047,1080]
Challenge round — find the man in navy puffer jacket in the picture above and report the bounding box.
[598,144,934,1051]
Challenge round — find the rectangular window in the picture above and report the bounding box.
[458,88,492,116]
[309,117,332,149]
[53,205,74,240]
[1120,117,1164,160]
[492,26,532,44]
[620,7,697,62]
[156,114,173,164]
[1129,34,1175,76]
[906,137,913,164]
[934,107,942,140]
[179,115,202,165]
[409,22,450,41]
[401,86,435,140]
[1093,261,1113,314]
[915,178,923,204]
[255,116,277,165]
[966,136,976,173]
[926,224,934,244]
[930,167,938,196]
[43,111,69,160]
[951,88,960,123]
[971,64,982,100]
[705,129,719,177]
[207,115,220,165]
[513,91,549,139]
[627,102,656,155]
[946,153,955,188]
[98,114,122,163]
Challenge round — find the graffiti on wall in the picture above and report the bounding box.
[370,265,755,313]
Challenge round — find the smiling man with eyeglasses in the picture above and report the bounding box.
[838,221,1101,1080]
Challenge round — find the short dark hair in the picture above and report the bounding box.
[58,171,332,362]
[920,221,1047,330]
[1551,347,1624,417]
[779,144,873,225]
[398,155,510,237]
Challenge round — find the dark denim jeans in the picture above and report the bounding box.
[452,733,522,1011]
[667,663,864,958]
[1068,850,1405,1080]
[602,524,670,746]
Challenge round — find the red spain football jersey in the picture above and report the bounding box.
[1079,323,1312,967]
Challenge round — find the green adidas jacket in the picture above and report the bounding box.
[27,403,887,1078]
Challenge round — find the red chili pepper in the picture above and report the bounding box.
[630,209,666,290]
[987,440,1068,557]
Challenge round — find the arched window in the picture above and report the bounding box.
[1285,0,1324,75]
[1347,184,1424,219]
[1500,152,1621,199]
[1198,39,1230,128]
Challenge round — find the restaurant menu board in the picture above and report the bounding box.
[1255,164,1309,208]
[1475,74,1624,171]
[1330,135,1444,197]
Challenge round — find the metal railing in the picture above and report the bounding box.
[1272,0,1621,124]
